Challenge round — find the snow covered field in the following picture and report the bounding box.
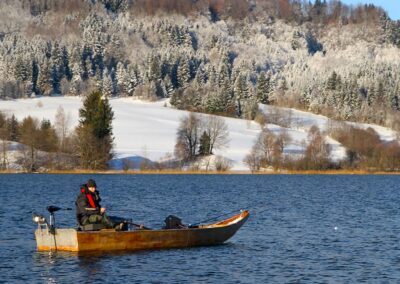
[0,97,397,171]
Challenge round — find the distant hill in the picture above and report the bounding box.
[0,1,400,163]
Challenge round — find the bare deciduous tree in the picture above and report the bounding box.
[243,149,261,173]
[255,128,277,166]
[19,116,40,171]
[174,113,230,164]
[0,139,9,170]
[55,106,71,151]
[214,156,232,172]
[303,125,331,169]
[202,115,229,155]
[175,112,201,161]
[275,128,292,153]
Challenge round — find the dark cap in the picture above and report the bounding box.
[87,179,97,188]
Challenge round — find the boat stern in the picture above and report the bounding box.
[35,228,79,251]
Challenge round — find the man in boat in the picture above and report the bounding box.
[76,179,122,230]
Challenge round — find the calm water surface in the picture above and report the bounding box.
[1,174,400,283]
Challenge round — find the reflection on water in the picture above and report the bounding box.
[1,174,400,283]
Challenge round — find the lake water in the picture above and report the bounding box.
[1,174,400,283]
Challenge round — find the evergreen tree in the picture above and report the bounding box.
[39,119,58,152]
[76,90,114,169]
[218,52,231,87]
[6,115,19,142]
[125,66,140,96]
[69,63,83,96]
[195,63,207,86]
[116,62,127,96]
[163,74,174,97]
[367,85,376,106]
[61,46,72,81]
[102,70,114,97]
[256,72,271,104]
[233,73,249,117]
[326,71,338,91]
[199,131,211,155]
[147,54,161,82]
[51,64,60,94]
[177,56,190,88]
[14,56,29,82]
[37,59,52,95]
[207,65,217,88]
[31,60,39,95]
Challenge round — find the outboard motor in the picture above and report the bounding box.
[47,206,61,234]
[163,215,185,229]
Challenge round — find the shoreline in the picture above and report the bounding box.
[1,169,400,175]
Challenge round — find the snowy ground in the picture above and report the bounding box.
[0,97,397,171]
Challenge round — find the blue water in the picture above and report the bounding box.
[1,174,400,283]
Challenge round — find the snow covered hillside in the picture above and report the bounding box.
[0,97,397,171]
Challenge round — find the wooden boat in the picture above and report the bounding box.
[34,210,249,252]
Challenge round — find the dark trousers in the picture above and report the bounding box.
[82,214,115,228]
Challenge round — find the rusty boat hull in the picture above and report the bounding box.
[34,210,249,252]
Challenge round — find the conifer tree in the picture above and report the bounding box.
[76,90,114,169]
[163,74,174,97]
[116,62,127,96]
[69,63,83,96]
[326,71,338,91]
[147,54,161,82]
[102,70,114,97]
[37,59,52,96]
[177,56,190,88]
[6,115,19,142]
[199,131,211,155]
[256,72,271,104]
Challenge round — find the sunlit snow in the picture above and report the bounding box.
[0,97,396,171]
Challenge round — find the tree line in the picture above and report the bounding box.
[19,0,389,25]
[244,116,400,172]
[0,91,114,171]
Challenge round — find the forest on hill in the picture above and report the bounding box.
[0,0,400,127]
[1,0,400,127]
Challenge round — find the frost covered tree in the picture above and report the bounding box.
[201,116,229,154]
[0,0,399,128]
[256,72,271,104]
[177,56,190,88]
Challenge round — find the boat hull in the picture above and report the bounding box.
[35,210,249,252]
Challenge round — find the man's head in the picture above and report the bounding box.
[87,179,97,192]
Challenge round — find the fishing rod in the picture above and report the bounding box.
[94,207,152,230]
[123,221,152,230]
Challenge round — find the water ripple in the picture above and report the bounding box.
[1,174,400,282]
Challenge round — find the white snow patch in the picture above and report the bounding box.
[0,97,397,171]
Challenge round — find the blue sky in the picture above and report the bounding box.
[340,0,399,20]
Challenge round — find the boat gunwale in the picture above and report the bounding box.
[73,210,250,234]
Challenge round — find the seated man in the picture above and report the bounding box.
[76,179,122,230]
